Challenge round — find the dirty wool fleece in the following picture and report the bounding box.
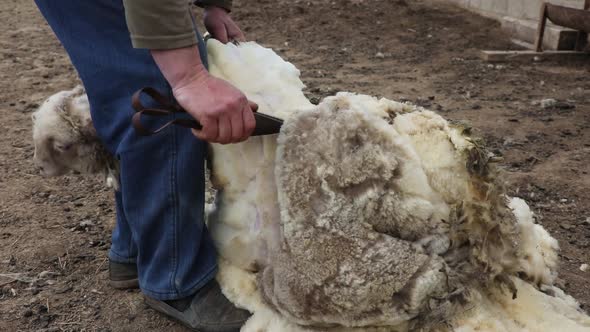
[190,40,590,331]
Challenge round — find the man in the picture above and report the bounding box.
[34,1,255,331]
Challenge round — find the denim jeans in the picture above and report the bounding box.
[35,0,217,300]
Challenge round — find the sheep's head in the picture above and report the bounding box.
[31,85,102,176]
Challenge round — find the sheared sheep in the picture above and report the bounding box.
[31,85,118,189]
[206,39,590,331]
[32,39,590,332]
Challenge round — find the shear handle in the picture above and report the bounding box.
[131,87,180,113]
[131,87,202,136]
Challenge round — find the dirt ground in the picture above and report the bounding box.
[1,0,589,331]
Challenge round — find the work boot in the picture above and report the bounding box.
[108,260,139,289]
[144,279,251,332]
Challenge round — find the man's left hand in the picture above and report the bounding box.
[204,6,245,44]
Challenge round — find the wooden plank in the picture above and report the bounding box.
[480,50,589,62]
[576,0,590,51]
[535,3,548,52]
[546,4,590,33]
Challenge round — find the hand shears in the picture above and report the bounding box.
[131,87,283,137]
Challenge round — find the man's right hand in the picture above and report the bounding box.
[173,72,257,144]
[151,46,257,144]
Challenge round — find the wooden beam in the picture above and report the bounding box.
[575,0,590,51]
[535,3,548,52]
[480,50,589,62]
[546,4,590,33]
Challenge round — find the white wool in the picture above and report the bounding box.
[217,260,311,332]
[207,39,313,120]
[205,40,313,271]
[217,260,409,332]
[454,278,590,332]
[205,40,590,332]
[509,197,560,285]
[392,110,472,202]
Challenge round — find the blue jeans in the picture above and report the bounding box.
[35,0,217,300]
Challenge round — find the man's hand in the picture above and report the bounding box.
[203,6,245,44]
[151,46,256,144]
[174,73,257,143]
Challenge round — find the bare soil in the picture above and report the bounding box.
[1,0,589,331]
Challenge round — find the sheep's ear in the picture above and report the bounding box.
[79,113,97,137]
[68,96,96,138]
[72,84,85,96]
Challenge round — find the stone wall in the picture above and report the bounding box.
[443,0,586,49]
[446,0,584,20]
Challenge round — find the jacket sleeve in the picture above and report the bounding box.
[123,0,234,50]
[194,0,233,12]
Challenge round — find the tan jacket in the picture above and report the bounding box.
[123,0,232,49]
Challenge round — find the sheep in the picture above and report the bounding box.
[205,39,590,331]
[31,85,119,189]
[31,39,590,331]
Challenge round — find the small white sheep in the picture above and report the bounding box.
[31,85,118,189]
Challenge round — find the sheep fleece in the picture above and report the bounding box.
[261,99,450,327]
[205,40,590,331]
